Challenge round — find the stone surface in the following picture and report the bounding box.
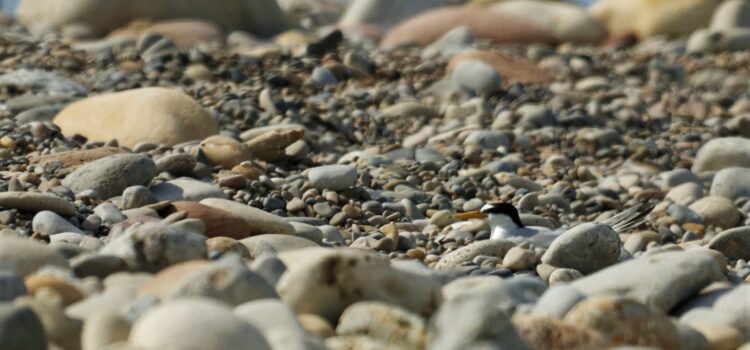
[241,234,319,258]
[150,177,226,202]
[245,128,305,163]
[513,314,609,350]
[234,299,319,350]
[62,153,157,199]
[0,192,76,216]
[381,5,556,48]
[447,49,553,84]
[336,301,426,349]
[165,201,251,239]
[590,0,722,39]
[711,0,750,30]
[451,60,502,96]
[109,19,224,46]
[54,88,218,147]
[308,165,357,191]
[0,303,47,350]
[198,135,252,169]
[565,296,682,350]
[693,137,750,173]
[710,167,750,200]
[201,198,295,235]
[570,251,724,312]
[81,309,130,350]
[339,0,439,31]
[276,248,441,322]
[493,0,607,44]
[18,0,290,37]
[100,222,207,272]
[130,298,272,350]
[31,211,82,236]
[435,240,516,270]
[541,223,622,275]
[689,196,740,227]
[708,226,750,260]
[0,237,68,277]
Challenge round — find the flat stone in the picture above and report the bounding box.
[0,237,68,277]
[710,167,750,200]
[308,165,357,191]
[570,251,724,313]
[435,240,516,270]
[150,177,227,202]
[32,211,82,236]
[0,192,76,216]
[240,234,319,258]
[708,226,750,260]
[165,201,251,239]
[336,301,426,350]
[201,198,295,235]
[693,137,750,173]
[62,153,156,199]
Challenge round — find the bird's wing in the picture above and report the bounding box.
[601,198,655,233]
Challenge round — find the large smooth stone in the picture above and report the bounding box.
[100,222,207,272]
[0,303,46,350]
[234,299,321,350]
[710,167,750,200]
[200,198,295,235]
[339,0,439,31]
[541,223,621,275]
[18,0,290,37]
[165,202,250,239]
[693,137,750,173]
[150,178,226,202]
[240,234,319,258]
[130,298,271,350]
[307,165,357,191]
[381,4,555,48]
[434,240,516,270]
[708,226,750,260]
[590,0,722,39]
[276,248,442,322]
[0,237,68,277]
[564,296,682,350]
[570,251,724,312]
[491,0,607,44]
[0,192,76,216]
[62,153,156,200]
[54,88,218,148]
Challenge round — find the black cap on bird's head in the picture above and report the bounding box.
[480,202,525,228]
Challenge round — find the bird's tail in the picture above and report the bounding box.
[602,198,655,233]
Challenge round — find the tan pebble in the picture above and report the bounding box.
[299,313,335,338]
[25,274,83,306]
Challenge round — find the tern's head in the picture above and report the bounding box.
[480,202,525,228]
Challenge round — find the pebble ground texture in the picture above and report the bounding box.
[0,0,748,350]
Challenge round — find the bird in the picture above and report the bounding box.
[453,199,654,247]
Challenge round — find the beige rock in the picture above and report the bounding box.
[689,196,740,227]
[492,0,607,44]
[17,0,291,38]
[512,314,609,350]
[200,198,295,235]
[165,202,252,240]
[564,296,681,350]
[108,19,224,46]
[276,248,442,322]
[299,313,335,338]
[25,274,83,306]
[590,0,722,39]
[29,147,124,168]
[198,135,252,169]
[54,88,218,148]
[245,128,305,162]
[336,301,426,349]
[690,323,744,350]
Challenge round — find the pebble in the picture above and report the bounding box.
[450,60,502,96]
[234,299,320,350]
[708,226,750,260]
[308,165,357,191]
[336,301,426,349]
[62,154,157,199]
[541,223,621,274]
[689,196,740,227]
[150,177,227,202]
[32,211,82,235]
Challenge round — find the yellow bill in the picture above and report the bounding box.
[452,211,487,220]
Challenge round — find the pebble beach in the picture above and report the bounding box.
[0,0,748,349]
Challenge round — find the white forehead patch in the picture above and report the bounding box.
[480,203,495,213]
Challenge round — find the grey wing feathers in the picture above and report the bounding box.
[602,199,655,233]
